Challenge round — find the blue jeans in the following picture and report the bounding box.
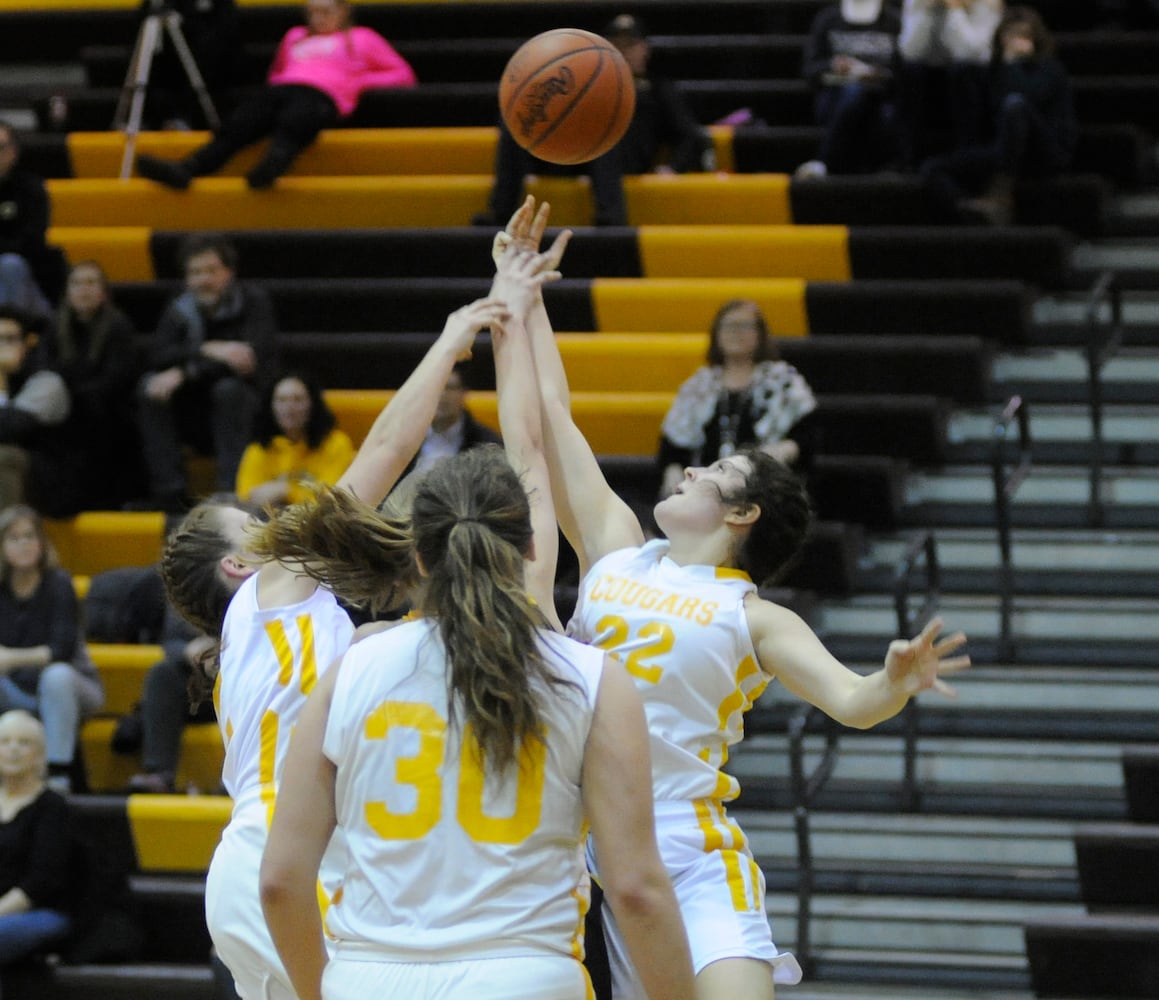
[0,253,52,322]
[0,909,72,964]
[0,663,105,766]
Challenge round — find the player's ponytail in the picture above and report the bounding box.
[412,446,569,773]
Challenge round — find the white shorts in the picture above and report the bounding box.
[591,799,802,999]
[205,814,295,1000]
[323,950,594,1000]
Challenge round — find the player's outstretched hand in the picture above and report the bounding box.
[442,297,511,360]
[493,195,568,266]
[494,246,564,323]
[883,616,970,699]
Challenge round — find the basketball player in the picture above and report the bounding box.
[497,198,971,999]
[159,294,510,1000]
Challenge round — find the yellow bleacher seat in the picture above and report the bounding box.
[637,225,850,280]
[82,718,225,801]
[45,512,165,577]
[126,794,231,874]
[89,643,164,716]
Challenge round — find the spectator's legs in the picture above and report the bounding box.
[0,443,29,509]
[994,93,1071,177]
[586,146,628,226]
[0,676,38,714]
[920,145,1001,221]
[135,375,189,503]
[947,63,991,150]
[246,86,341,189]
[0,253,52,321]
[137,655,211,787]
[475,122,538,224]
[0,911,73,963]
[37,662,105,780]
[816,83,897,174]
[895,60,931,168]
[209,376,259,491]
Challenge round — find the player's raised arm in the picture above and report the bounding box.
[336,297,510,506]
[498,198,645,579]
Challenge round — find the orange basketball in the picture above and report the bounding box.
[499,28,636,166]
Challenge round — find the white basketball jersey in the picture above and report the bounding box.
[321,618,603,962]
[217,573,355,819]
[568,539,765,803]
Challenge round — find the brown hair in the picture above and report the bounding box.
[706,299,776,366]
[993,5,1055,61]
[0,504,59,589]
[411,446,573,773]
[159,501,244,638]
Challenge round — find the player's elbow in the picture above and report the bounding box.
[258,855,297,913]
[601,863,675,923]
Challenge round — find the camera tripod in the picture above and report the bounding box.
[114,1,221,179]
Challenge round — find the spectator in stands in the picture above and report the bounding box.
[473,13,712,227]
[919,5,1076,224]
[657,299,818,499]
[126,603,216,795]
[135,0,416,190]
[135,0,241,131]
[795,0,906,179]
[40,261,143,513]
[235,371,354,509]
[0,507,104,795]
[132,234,279,513]
[0,710,77,966]
[897,0,1004,164]
[402,363,501,478]
[0,306,74,515]
[0,122,65,322]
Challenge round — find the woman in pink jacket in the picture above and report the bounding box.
[137,0,416,190]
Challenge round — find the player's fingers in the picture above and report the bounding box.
[528,201,551,247]
[935,655,971,674]
[929,677,959,699]
[932,631,967,656]
[916,615,944,643]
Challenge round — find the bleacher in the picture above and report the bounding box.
[2,0,1159,997]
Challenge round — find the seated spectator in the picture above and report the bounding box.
[795,0,905,179]
[0,122,65,323]
[657,299,818,499]
[39,261,144,513]
[235,371,354,509]
[897,0,1004,164]
[135,0,416,190]
[0,507,104,795]
[919,5,1076,224]
[127,603,216,795]
[132,234,279,513]
[402,363,501,479]
[0,307,72,514]
[473,14,712,227]
[134,0,241,131]
[0,710,77,967]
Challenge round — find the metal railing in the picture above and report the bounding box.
[788,530,940,973]
[991,395,1033,662]
[1084,271,1123,527]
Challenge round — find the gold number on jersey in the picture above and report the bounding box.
[364,701,546,845]
[593,614,674,684]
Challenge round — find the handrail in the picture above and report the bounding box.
[991,395,1033,661]
[1084,271,1122,527]
[788,531,940,972]
[892,531,940,810]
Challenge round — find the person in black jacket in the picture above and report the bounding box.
[132,233,279,512]
[0,122,65,322]
[473,14,712,227]
[919,5,1076,224]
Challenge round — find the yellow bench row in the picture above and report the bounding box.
[47,173,793,230]
[66,127,737,178]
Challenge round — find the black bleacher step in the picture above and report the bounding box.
[150,228,640,281]
[791,175,1109,239]
[1074,823,1159,911]
[733,776,1126,822]
[1122,746,1159,824]
[1024,912,1159,1000]
[2,963,213,1000]
[811,394,950,464]
[761,858,1079,904]
[804,279,1030,342]
[808,453,909,530]
[128,876,213,965]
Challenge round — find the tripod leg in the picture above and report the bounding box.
[118,15,162,180]
[163,13,221,130]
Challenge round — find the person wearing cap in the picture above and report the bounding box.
[795,0,905,179]
[473,14,712,227]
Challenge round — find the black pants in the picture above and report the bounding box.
[140,654,216,779]
[136,373,258,497]
[185,84,340,179]
[814,82,904,175]
[920,93,1073,216]
[483,121,628,225]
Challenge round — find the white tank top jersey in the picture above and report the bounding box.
[568,538,765,804]
[217,573,355,820]
[321,618,603,962]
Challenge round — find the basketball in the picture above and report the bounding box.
[499,28,636,166]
